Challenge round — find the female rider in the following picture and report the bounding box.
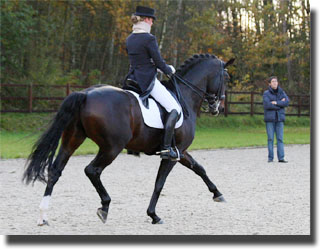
[125,6,182,161]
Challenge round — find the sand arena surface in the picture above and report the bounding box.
[0,145,310,235]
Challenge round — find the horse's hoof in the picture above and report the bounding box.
[152,219,164,224]
[213,195,226,202]
[37,220,49,226]
[97,208,108,224]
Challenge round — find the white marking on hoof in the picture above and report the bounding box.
[38,196,51,226]
[39,196,51,210]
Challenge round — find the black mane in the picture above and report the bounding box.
[176,54,217,76]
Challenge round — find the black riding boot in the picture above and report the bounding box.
[160,110,180,160]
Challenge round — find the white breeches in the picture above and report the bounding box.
[150,78,182,114]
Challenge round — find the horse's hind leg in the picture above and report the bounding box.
[84,148,121,224]
[179,151,225,202]
[38,126,86,226]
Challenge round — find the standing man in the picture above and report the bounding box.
[263,76,290,163]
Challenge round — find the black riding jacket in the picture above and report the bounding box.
[125,33,172,97]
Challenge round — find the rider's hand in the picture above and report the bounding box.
[169,65,176,74]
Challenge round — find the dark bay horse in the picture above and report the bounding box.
[23,54,234,225]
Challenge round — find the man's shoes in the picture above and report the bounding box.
[268,160,273,163]
[279,159,288,163]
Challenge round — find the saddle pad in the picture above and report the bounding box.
[126,90,183,129]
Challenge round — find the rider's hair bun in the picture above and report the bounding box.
[131,14,145,24]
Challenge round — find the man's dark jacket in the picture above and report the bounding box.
[263,86,289,122]
[125,33,172,101]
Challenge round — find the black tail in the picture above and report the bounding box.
[23,91,87,185]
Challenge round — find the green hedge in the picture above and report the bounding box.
[0,113,310,133]
[0,113,55,132]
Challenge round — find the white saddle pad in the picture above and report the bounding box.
[126,90,183,129]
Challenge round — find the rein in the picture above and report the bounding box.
[173,74,210,99]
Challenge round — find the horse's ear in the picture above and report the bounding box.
[224,58,235,68]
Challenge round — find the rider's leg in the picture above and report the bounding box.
[161,109,179,159]
[150,78,181,113]
[150,78,182,160]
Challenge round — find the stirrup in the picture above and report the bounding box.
[156,147,181,161]
[174,146,181,161]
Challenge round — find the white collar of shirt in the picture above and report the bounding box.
[132,21,151,33]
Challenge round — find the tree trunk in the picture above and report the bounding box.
[100,16,114,74]
[100,39,109,73]
[253,0,261,37]
[81,39,91,73]
[159,0,169,52]
[231,0,239,37]
[61,2,69,72]
[262,0,269,32]
[69,0,77,70]
[107,29,116,71]
[172,0,183,67]
[280,0,293,88]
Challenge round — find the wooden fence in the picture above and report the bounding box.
[1,83,89,113]
[0,84,310,117]
[224,91,310,117]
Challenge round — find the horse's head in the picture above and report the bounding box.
[174,54,235,116]
[205,58,235,116]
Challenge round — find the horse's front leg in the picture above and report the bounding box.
[147,159,176,224]
[179,151,226,202]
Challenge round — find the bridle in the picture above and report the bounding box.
[170,60,226,116]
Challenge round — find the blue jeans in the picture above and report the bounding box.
[266,122,285,161]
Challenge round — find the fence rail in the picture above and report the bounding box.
[1,83,310,117]
[224,91,310,117]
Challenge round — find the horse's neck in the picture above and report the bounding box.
[179,71,207,117]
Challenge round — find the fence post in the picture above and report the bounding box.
[250,91,254,116]
[224,91,228,117]
[298,95,301,117]
[28,84,33,113]
[66,83,70,96]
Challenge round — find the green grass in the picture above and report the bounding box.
[0,127,310,159]
[189,127,310,150]
[0,113,310,159]
[0,131,99,159]
[0,113,311,132]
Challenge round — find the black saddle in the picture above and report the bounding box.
[123,80,142,94]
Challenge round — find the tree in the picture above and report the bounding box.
[0,0,310,95]
[1,0,37,81]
